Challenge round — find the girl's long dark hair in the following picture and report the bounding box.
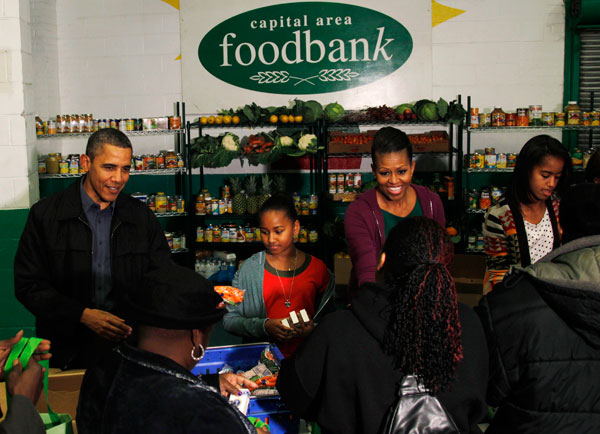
[382,217,462,393]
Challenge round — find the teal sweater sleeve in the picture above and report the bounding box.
[223,251,269,338]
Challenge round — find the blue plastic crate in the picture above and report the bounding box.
[192,342,299,434]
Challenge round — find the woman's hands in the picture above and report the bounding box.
[218,372,258,397]
[265,317,314,341]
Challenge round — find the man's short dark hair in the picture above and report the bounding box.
[85,129,133,160]
[560,183,600,243]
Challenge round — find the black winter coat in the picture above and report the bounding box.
[76,344,256,434]
[14,179,171,369]
[277,282,489,434]
[477,236,600,433]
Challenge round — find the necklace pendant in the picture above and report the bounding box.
[285,301,291,308]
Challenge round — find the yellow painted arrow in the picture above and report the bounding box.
[432,0,465,27]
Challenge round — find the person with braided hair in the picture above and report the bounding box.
[277,217,488,434]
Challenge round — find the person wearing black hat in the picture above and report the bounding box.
[477,183,600,433]
[76,265,267,434]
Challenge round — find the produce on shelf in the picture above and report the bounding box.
[245,175,260,215]
[273,175,286,194]
[324,102,345,122]
[298,134,318,151]
[275,135,294,147]
[221,133,240,151]
[230,177,247,215]
[258,174,272,209]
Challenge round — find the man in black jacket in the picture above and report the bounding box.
[14,129,171,370]
[477,183,600,434]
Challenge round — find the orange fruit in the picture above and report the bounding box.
[287,115,294,123]
[207,116,215,124]
[446,226,458,236]
[200,116,208,125]
[269,114,278,124]
[215,115,223,124]
[294,115,303,123]
[223,115,232,124]
[232,115,240,124]
[280,114,289,123]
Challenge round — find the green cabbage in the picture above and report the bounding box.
[417,102,439,121]
[324,102,345,122]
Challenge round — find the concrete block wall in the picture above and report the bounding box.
[0,0,39,209]
[433,0,565,153]
[44,0,183,158]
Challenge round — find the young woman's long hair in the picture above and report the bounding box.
[382,217,462,393]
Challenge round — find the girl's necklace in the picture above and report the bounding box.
[273,249,297,308]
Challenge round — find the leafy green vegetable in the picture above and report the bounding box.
[437,98,448,119]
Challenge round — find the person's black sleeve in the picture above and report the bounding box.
[14,206,86,323]
[0,395,45,434]
[475,295,511,407]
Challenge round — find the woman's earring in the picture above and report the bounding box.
[191,343,205,361]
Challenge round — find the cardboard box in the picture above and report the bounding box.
[450,253,486,295]
[36,369,85,420]
[327,130,376,154]
[334,256,352,285]
[409,130,450,153]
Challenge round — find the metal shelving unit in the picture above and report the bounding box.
[36,129,185,138]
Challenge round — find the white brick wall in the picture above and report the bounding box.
[0,0,572,203]
[0,0,39,209]
[433,0,565,155]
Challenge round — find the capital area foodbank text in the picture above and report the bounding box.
[198,2,413,95]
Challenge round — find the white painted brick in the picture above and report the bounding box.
[162,13,179,33]
[19,0,30,23]
[143,32,179,55]
[0,178,15,208]
[0,18,22,50]
[104,34,144,56]
[0,82,24,115]
[141,14,163,34]
[104,0,143,16]
[12,176,32,207]
[58,37,105,57]
[56,16,86,38]
[3,0,19,17]
[0,117,10,145]
[28,172,39,204]
[0,145,28,177]
[140,0,173,14]
[7,115,26,146]
[21,50,32,83]
[22,82,35,113]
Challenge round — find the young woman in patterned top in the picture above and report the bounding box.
[482,135,571,291]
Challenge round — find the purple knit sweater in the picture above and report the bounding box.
[344,185,446,290]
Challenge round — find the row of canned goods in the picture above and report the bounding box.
[468,149,518,169]
[132,151,184,171]
[570,147,597,169]
[466,231,485,251]
[164,231,187,251]
[328,172,363,194]
[132,193,185,214]
[467,187,507,211]
[196,224,319,244]
[35,114,182,135]
[39,153,84,174]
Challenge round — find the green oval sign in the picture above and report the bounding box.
[198,2,413,95]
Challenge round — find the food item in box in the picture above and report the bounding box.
[213,285,245,304]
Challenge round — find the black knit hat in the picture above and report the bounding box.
[126,265,225,329]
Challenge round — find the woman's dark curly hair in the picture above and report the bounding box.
[382,217,462,393]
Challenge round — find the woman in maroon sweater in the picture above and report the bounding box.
[344,127,445,292]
